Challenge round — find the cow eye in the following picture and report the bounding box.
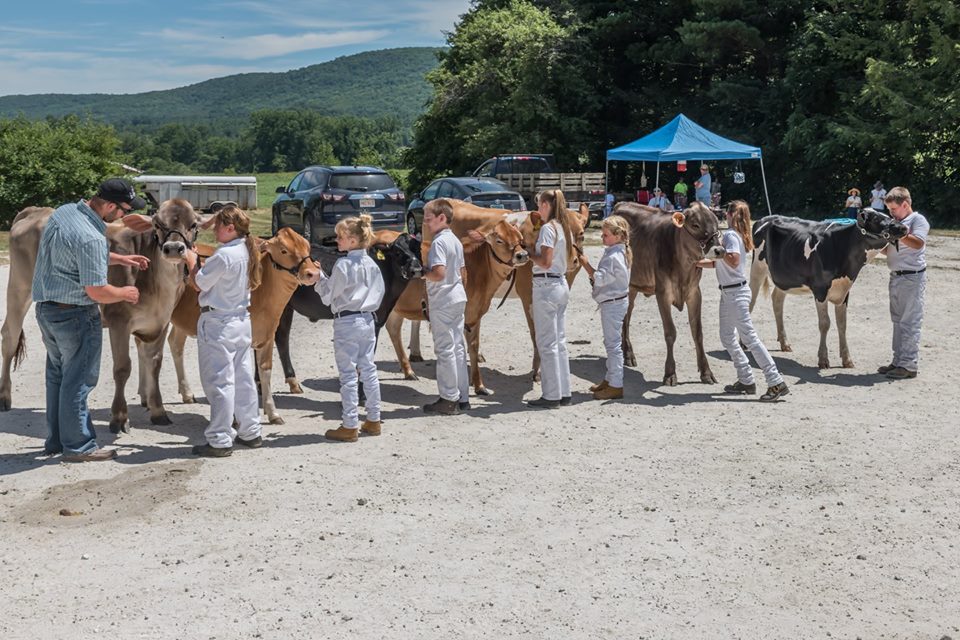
[495,239,504,244]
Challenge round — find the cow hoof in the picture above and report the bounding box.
[150,414,172,426]
[409,354,424,363]
[625,356,638,368]
[663,374,678,387]
[403,371,419,381]
[476,387,494,396]
[701,372,717,384]
[530,372,541,383]
[286,378,303,394]
[781,344,793,353]
[180,394,196,404]
[818,361,831,369]
[0,398,10,412]
[842,360,855,369]
[478,354,487,364]
[269,415,285,425]
[109,420,129,434]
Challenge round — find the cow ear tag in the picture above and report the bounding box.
[672,212,686,228]
[376,249,386,260]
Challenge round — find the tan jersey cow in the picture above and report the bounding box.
[615,201,726,386]
[167,227,317,425]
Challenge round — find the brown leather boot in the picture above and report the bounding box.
[325,426,359,442]
[589,379,609,392]
[361,420,381,436]
[593,385,623,400]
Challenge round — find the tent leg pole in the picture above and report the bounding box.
[605,161,609,193]
[655,161,660,190]
[759,157,772,215]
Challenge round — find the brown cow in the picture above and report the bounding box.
[167,227,317,425]
[615,201,726,386]
[0,200,207,431]
[384,199,529,395]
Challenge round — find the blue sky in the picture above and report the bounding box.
[0,0,471,96]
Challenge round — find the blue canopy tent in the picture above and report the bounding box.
[606,114,771,214]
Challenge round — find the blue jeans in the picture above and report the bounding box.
[35,302,102,455]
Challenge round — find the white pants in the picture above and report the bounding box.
[333,314,381,428]
[533,278,571,401]
[198,312,261,448]
[719,285,783,387]
[430,301,469,402]
[600,298,629,387]
[889,273,925,371]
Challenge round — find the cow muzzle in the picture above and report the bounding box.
[162,241,187,261]
[512,249,530,265]
[704,245,726,260]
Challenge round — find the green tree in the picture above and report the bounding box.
[0,116,120,226]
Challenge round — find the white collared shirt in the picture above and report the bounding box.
[591,243,630,302]
[426,228,467,306]
[315,249,385,314]
[715,230,747,286]
[195,238,251,313]
[887,211,929,272]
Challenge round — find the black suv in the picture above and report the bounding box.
[406,177,526,235]
[272,166,405,245]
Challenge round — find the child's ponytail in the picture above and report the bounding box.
[215,205,262,290]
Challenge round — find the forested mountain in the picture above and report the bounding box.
[0,48,439,131]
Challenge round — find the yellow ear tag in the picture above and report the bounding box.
[376,249,386,260]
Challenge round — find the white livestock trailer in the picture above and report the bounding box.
[133,175,257,212]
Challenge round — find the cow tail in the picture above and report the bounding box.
[12,330,26,371]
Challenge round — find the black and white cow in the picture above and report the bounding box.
[748,208,907,368]
[274,230,423,393]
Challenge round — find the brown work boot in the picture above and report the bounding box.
[885,367,917,380]
[361,420,381,436]
[759,382,790,402]
[876,363,896,375]
[325,426,359,442]
[589,379,609,393]
[62,448,118,462]
[423,398,459,415]
[593,385,623,400]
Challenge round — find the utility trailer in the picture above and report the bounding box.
[133,175,257,212]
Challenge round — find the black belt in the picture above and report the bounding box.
[200,305,228,313]
[893,268,925,276]
[334,309,371,318]
[719,281,747,290]
[43,301,82,309]
[533,273,562,279]
[601,294,628,304]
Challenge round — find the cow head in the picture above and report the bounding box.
[672,202,724,259]
[857,208,908,246]
[136,198,208,263]
[263,227,318,283]
[467,218,529,267]
[517,206,586,272]
[373,232,424,281]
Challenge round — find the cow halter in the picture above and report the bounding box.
[271,254,311,279]
[154,220,198,249]
[684,226,720,257]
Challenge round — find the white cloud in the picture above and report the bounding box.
[153,27,390,59]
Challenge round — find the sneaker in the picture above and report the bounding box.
[235,435,263,448]
[191,444,232,457]
[62,448,118,462]
[759,382,790,402]
[458,401,471,411]
[527,397,561,408]
[589,380,609,393]
[724,380,757,395]
[885,367,917,380]
[361,420,381,436]
[423,398,459,415]
[876,363,896,375]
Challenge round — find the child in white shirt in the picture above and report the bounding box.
[578,215,631,400]
[307,214,385,441]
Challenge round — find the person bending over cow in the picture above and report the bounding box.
[578,215,631,401]
[304,214,385,440]
[184,206,263,457]
[878,187,928,380]
[527,189,576,408]
[31,178,149,461]
[698,201,789,402]
[421,199,470,416]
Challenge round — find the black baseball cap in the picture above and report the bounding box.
[96,178,146,210]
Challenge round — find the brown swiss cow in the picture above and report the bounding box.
[167,227,317,425]
[615,201,726,386]
[385,199,529,395]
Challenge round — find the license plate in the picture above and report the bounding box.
[489,203,505,209]
[359,198,375,208]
